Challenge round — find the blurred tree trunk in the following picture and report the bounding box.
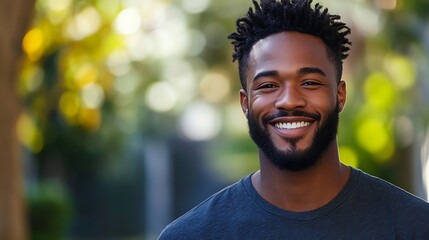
[0,0,35,239]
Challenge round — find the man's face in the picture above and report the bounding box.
[240,32,346,171]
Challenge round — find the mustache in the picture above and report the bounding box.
[263,110,321,123]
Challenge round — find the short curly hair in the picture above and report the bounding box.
[228,0,352,89]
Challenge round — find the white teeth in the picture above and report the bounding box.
[275,121,310,130]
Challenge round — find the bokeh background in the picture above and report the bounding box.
[2,0,429,239]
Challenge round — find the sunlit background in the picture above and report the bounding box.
[12,0,429,239]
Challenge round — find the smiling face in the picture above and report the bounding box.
[240,32,346,171]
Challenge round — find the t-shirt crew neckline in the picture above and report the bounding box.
[242,167,361,223]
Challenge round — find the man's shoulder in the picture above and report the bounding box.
[359,169,427,202]
[158,177,250,239]
[356,168,429,216]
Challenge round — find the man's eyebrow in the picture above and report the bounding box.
[252,70,279,82]
[297,67,326,77]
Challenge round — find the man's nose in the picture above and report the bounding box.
[274,85,305,111]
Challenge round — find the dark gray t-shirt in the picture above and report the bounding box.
[159,168,429,239]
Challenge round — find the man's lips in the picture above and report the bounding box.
[274,121,310,130]
[269,117,316,130]
[263,110,320,123]
[263,111,320,137]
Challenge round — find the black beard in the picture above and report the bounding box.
[247,105,340,171]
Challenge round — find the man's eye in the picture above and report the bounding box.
[302,81,321,86]
[259,83,276,89]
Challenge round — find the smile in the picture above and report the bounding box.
[274,121,310,130]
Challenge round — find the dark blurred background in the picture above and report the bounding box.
[1,0,429,239]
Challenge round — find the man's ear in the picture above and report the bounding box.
[337,80,347,112]
[239,89,249,117]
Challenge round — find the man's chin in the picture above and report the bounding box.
[266,152,308,170]
[270,137,307,153]
[262,138,329,171]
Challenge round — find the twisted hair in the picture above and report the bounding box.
[228,0,352,88]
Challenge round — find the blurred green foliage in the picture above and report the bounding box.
[28,181,72,240]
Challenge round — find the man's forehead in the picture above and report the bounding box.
[250,32,327,60]
[250,32,329,63]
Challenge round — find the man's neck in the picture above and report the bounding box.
[251,142,350,212]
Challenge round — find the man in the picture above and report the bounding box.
[159,0,429,239]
